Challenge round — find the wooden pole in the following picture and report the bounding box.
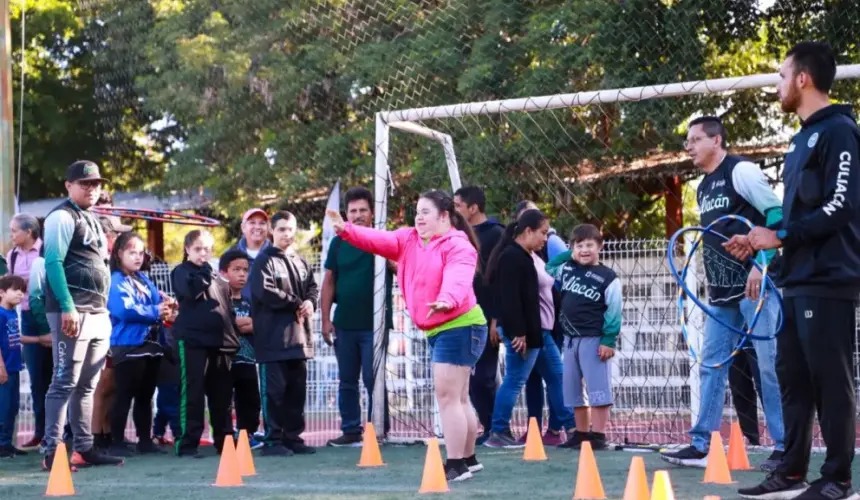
[0,0,16,254]
[665,175,683,241]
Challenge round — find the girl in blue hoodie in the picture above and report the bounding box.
[107,232,174,456]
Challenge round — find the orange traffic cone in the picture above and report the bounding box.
[703,431,733,484]
[358,423,385,467]
[573,441,606,499]
[45,442,75,497]
[704,496,721,500]
[727,421,752,471]
[236,429,257,477]
[213,435,243,487]
[650,471,676,500]
[418,438,449,494]
[524,417,548,461]
[623,456,650,500]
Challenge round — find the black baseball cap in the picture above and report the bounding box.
[66,160,109,183]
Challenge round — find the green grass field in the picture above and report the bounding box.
[2,446,858,500]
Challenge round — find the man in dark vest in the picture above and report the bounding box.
[41,161,123,471]
[660,117,784,472]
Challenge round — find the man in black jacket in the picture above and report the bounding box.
[250,211,319,457]
[729,42,860,500]
[454,186,504,445]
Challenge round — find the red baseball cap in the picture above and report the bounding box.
[242,208,268,223]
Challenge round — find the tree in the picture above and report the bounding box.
[96,0,860,237]
[11,0,164,202]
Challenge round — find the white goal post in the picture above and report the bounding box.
[368,64,860,438]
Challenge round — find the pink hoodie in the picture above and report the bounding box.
[338,223,478,331]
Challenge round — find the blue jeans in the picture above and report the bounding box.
[491,329,574,433]
[525,332,566,431]
[690,295,785,452]
[153,383,180,438]
[21,310,53,439]
[0,371,21,447]
[334,328,390,435]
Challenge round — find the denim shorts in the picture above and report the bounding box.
[427,325,488,367]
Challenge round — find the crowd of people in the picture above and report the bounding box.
[0,40,857,499]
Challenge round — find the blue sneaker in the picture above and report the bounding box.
[253,432,266,441]
[248,438,264,450]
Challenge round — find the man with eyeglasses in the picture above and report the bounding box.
[41,161,123,471]
[660,117,785,472]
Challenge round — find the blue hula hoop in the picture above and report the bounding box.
[667,214,784,368]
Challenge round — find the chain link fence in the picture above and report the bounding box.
[11,0,860,448]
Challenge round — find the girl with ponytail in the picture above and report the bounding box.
[482,209,575,449]
[327,189,487,482]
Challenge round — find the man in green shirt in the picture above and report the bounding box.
[322,187,392,447]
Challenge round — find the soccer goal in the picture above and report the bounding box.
[367,65,860,447]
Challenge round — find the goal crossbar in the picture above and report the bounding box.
[380,64,860,123]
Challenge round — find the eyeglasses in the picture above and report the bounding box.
[683,136,711,149]
[76,180,104,190]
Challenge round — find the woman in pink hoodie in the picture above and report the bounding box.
[327,190,488,482]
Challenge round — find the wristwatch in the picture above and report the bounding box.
[776,229,787,241]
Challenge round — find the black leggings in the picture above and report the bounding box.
[111,356,161,444]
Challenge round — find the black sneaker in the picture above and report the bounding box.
[3,445,28,456]
[444,460,473,482]
[177,448,205,459]
[464,454,483,473]
[589,432,608,450]
[42,452,79,472]
[71,448,124,467]
[761,450,784,473]
[261,444,294,457]
[0,446,14,458]
[287,442,316,455]
[108,443,135,457]
[660,445,708,468]
[484,430,523,449]
[796,478,859,500]
[137,440,167,455]
[326,433,363,448]
[738,471,809,499]
[559,430,590,449]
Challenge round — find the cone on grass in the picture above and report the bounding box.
[523,417,548,461]
[418,438,449,494]
[623,456,649,500]
[703,431,733,484]
[572,441,605,500]
[358,423,385,467]
[650,471,676,500]
[727,421,752,471]
[236,429,257,477]
[45,442,75,497]
[213,435,243,487]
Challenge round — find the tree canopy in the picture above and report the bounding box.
[17,0,860,238]
[10,0,162,201]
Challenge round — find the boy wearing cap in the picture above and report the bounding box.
[41,161,124,470]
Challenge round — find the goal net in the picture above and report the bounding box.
[368,66,860,448]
